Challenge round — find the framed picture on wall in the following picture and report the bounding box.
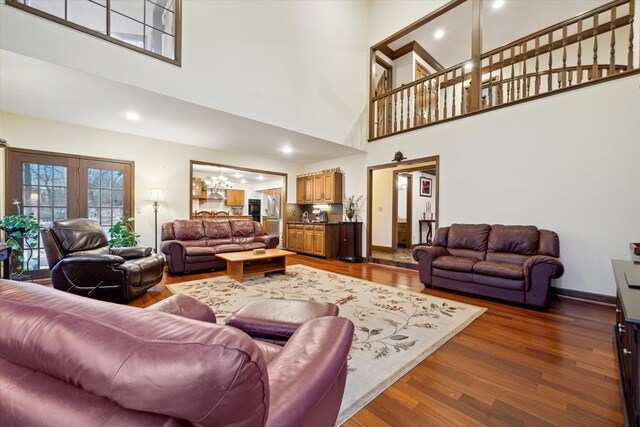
[420,177,432,197]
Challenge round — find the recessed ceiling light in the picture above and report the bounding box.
[125,111,140,121]
[257,175,265,181]
[492,0,505,9]
[240,179,247,184]
[234,173,242,178]
[282,146,293,154]
[434,30,445,39]
[464,63,473,71]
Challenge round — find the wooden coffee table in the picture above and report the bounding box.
[216,249,296,282]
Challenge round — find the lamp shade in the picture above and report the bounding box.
[146,188,165,202]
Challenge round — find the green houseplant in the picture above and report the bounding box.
[108,216,140,247]
[0,202,41,279]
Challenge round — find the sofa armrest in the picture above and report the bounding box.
[59,254,125,266]
[110,246,153,259]
[523,255,564,279]
[161,240,185,256]
[146,294,217,324]
[255,234,279,249]
[265,316,354,427]
[412,246,449,287]
[522,255,564,308]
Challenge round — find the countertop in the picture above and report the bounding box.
[286,221,340,225]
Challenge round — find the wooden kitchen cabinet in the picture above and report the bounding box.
[295,172,342,205]
[286,223,338,259]
[225,189,245,206]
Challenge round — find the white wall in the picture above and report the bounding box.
[307,75,640,296]
[0,0,369,147]
[0,112,303,248]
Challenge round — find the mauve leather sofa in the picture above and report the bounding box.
[161,219,279,274]
[0,279,354,426]
[413,224,564,308]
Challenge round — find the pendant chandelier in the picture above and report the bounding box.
[204,168,233,198]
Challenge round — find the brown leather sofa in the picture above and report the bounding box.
[0,279,354,426]
[413,224,564,308]
[41,218,164,301]
[161,219,279,274]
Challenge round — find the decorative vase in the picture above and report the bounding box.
[346,208,355,222]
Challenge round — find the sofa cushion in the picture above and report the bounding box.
[432,268,473,283]
[485,252,529,266]
[204,220,232,239]
[184,246,217,256]
[50,219,109,253]
[254,222,264,235]
[448,224,491,252]
[473,260,524,280]
[215,244,245,254]
[538,229,560,257]
[432,256,477,273]
[241,242,267,251]
[230,220,256,237]
[207,238,234,247]
[488,225,538,256]
[472,273,525,291]
[173,220,205,241]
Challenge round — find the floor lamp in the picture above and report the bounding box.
[146,188,165,253]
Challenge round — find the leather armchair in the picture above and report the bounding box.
[41,218,164,301]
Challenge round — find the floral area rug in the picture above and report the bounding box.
[166,264,486,425]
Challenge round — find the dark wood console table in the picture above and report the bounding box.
[613,259,640,427]
[0,245,11,279]
[338,222,362,262]
[418,219,435,246]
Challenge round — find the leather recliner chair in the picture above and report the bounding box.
[41,218,164,301]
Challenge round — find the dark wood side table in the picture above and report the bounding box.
[418,220,436,245]
[0,245,11,279]
[338,222,362,262]
[613,259,640,427]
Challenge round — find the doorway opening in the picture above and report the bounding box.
[367,156,439,269]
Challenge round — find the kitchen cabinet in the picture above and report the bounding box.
[225,189,245,207]
[295,172,342,205]
[286,223,338,259]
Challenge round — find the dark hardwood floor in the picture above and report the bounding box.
[130,255,623,426]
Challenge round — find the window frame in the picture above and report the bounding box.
[5,0,182,66]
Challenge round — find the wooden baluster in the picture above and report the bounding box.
[534,37,540,95]
[393,92,397,133]
[592,14,599,79]
[413,84,421,126]
[406,86,410,129]
[427,78,432,124]
[399,88,405,131]
[629,0,635,69]
[510,46,516,101]
[488,54,493,107]
[435,76,440,121]
[522,41,527,98]
[499,51,504,104]
[610,6,617,75]
[452,68,457,117]
[577,19,583,84]
[461,67,465,113]
[443,72,449,119]
[562,25,568,88]
[548,32,553,92]
[568,69,573,87]
[422,81,427,124]
[557,69,561,89]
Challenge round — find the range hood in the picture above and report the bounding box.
[208,191,226,200]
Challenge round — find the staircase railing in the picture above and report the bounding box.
[370,0,637,141]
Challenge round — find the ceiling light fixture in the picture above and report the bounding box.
[257,175,265,181]
[492,0,505,9]
[434,30,445,39]
[125,111,140,121]
[234,173,242,178]
[464,63,473,71]
[282,146,293,154]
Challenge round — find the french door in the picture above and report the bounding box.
[6,149,134,278]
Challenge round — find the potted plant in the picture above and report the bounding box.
[0,201,41,279]
[344,195,363,222]
[108,216,140,247]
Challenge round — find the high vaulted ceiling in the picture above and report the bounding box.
[0,50,364,164]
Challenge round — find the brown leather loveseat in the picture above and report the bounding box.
[161,219,279,274]
[413,224,564,308]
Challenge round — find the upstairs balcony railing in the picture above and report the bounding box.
[370,0,638,141]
